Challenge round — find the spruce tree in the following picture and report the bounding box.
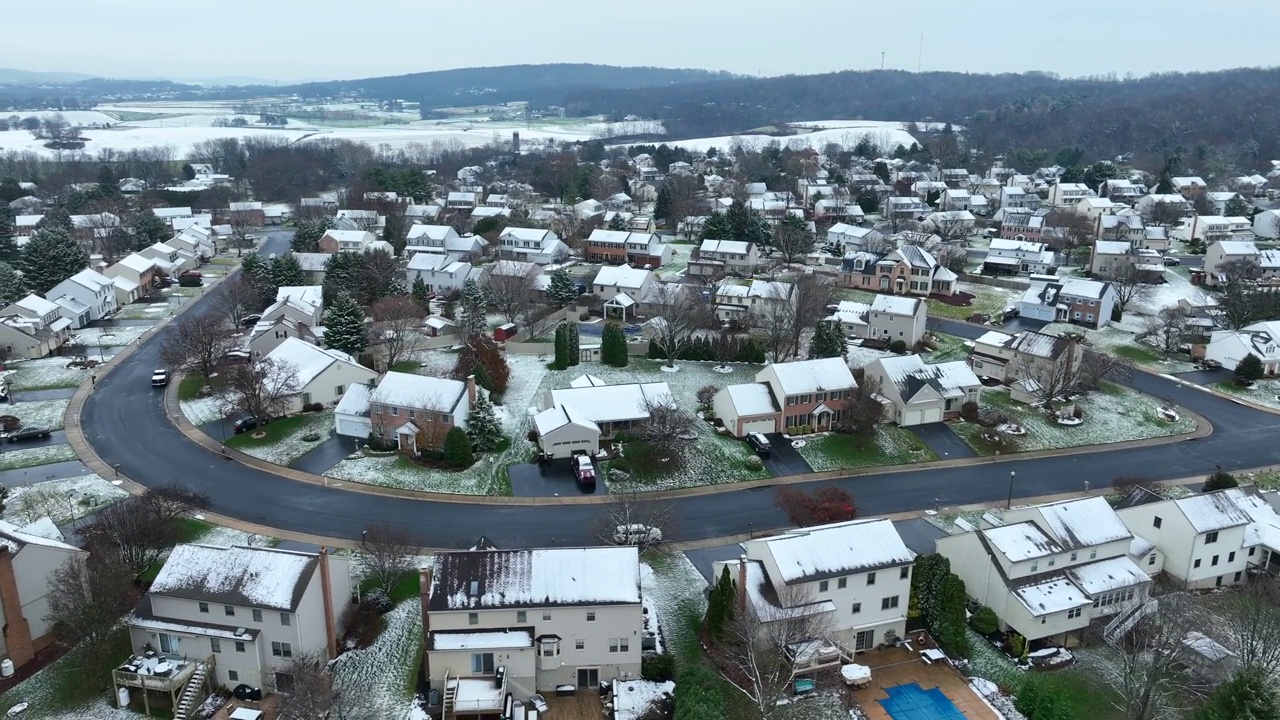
[21,226,87,295]
[466,392,505,452]
[0,206,19,262]
[653,185,672,221]
[553,322,571,369]
[0,262,26,307]
[809,320,847,359]
[292,217,332,253]
[1224,195,1253,219]
[442,426,474,468]
[546,268,579,307]
[608,213,629,231]
[321,251,362,305]
[1236,353,1265,383]
[37,206,73,233]
[566,323,580,366]
[601,323,628,367]
[411,275,431,312]
[322,294,368,356]
[459,279,487,338]
[128,210,170,251]
[270,254,305,287]
[241,253,278,305]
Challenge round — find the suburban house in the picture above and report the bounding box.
[423,545,643,708]
[864,355,982,426]
[1181,216,1252,242]
[826,224,885,253]
[292,253,332,285]
[592,265,655,304]
[940,188,972,211]
[999,209,1050,241]
[712,357,855,437]
[712,519,915,651]
[924,210,976,237]
[937,497,1154,647]
[1136,194,1191,219]
[0,295,73,358]
[1252,209,1280,239]
[140,241,195,275]
[712,279,792,325]
[1116,487,1280,589]
[826,295,928,346]
[531,403,602,460]
[45,268,118,327]
[1170,176,1208,198]
[318,230,379,254]
[815,199,864,222]
[446,192,479,210]
[249,285,325,355]
[365,371,475,453]
[688,239,759,277]
[1046,182,1096,207]
[885,196,928,219]
[123,544,350,692]
[169,225,215,261]
[333,383,374,439]
[334,209,384,233]
[1202,240,1280,286]
[228,201,266,225]
[981,238,1055,275]
[405,225,486,260]
[152,206,193,229]
[536,380,673,441]
[0,519,89,671]
[1000,186,1041,211]
[967,330,1082,396]
[584,230,672,267]
[70,212,121,246]
[482,260,541,296]
[497,228,567,265]
[263,338,377,414]
[1074,197,1123,220]
[1016,277,1117,329]
[1203,321,1280,373]
[407,253,476,295]
[406,204,441,223]
[838,246,958,297]
[1097,214,1146,243]
[1099,179,1145,202]
[104,253,159,301]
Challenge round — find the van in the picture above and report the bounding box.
[612,524,662,545]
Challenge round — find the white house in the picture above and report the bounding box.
[712,279,793,325]
[940,188,972,211]
[864,355,982,426]
[333,382,374,439]
[689,239,759,277]
[264,338,377,413]
[591,265,654,303]
[1202,239,1279,286]
[713,519,915,651]
[825,224,885,254]
[405,225,486,260]
[104,253,158,302]
[1253,209,1280,240]
[1046,182,1096,207]
[538,381,673,439]
[407,253,475,295]
[0,519,89,670]
[497,228,567,265]
[1182,216,1252,242]
[424,546,643,703]
[1204,321,1280,373]
[982,238,1055,275]
[531,404,601,460]
[826,295,928,346]
[45,268,118,327]
[937,497,1154,646]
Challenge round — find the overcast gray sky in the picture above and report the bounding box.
[5,0,1277,83]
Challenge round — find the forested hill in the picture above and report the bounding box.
[563,67,1280,168]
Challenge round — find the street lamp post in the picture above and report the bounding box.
[1006,471,1016,510]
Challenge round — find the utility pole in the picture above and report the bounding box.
[880,52,886,71]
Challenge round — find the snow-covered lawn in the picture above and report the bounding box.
[613,680,675,720]
[1213,377,1280,411]
[1128,270,1215,318]
[115,302,176,320]
[181,395,225,426]
[71,325,153,347]
[642,553,708,656]
[331,600,423,719]
[1041,322,1197,372]
[2,357,91,390]
[951,386,1195,455]
[5,397,71,429]
[191,523,271,547]
[662,120,923,155]
[846,341,892,368]
[655,243,694,280]
[3,474,128,525]
[796,428,936,472]
[228,411,334,465]
[0,443,78,471]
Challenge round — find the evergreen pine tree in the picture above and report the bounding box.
[1194,669,1280,720]
[653,185,673,221]
[128,210,170,252]
[0,206,18,263]
[291,218,333,253]
[809,320,847,359]
[322,294,368,356]
[546,268,579,307]
[608,213,628,231]
[1224,195,1253,218]
[321,251,363,305]
[566,323,580,366]
[241,253,278,305]
[37,206,73,233]
[601,323,628,367]
[466,392,505,452]
[459,279,487,338]
[1236,353,1265,383]
[270,254,305,287]
[411,275,431,312]
[648,337,663,360]
[21,226,87,295]
[442,426,474,468]
[0,262,26,307]
[553,322,569,369]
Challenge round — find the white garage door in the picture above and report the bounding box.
[336,415,370,438]
[903,410,922,426]
[922,407,943,424]
[741,418,777,435]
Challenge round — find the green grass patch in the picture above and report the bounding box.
[390,360,423,373]
[359,572,422,604]
[0,444,79,470]
[209,256,240,266]
[177,373,207,401]
[172,517,215,544]
[0,626,131,716]
[796,429,936,471]
[835,288,878,303]
[225,415,313,449]
[1111,344,1162,364]
[925,333,970,362]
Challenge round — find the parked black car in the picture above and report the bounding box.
[8,426,51,442]
[232,417,264,434]
[746,432,772,457]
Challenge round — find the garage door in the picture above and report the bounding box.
[336,416,370,438]
[922,407,943,424]
[741,418,777,435]
[903,410,922,426]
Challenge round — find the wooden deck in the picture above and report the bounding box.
[845,645,999,720]
[543,693,603,720]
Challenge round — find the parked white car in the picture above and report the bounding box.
[613,524,663,545]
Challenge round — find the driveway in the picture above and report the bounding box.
[0,460,91,487]
[762,433,814,477]
[994,316,1051,335]
[1171,369,1228,387]
[893,518,949,556]
[289,434,353,475]
[9,389,77,402]
[509,458,608,497]
[686,543,747,583]
[908,423,976,460]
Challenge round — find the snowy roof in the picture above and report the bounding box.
[983,522,1063,561]
[275,285,323,311]
[322,229,375,247]
[335,383,372,418]
[532,404,600,436]
[1013,576,1091,616]
[1058,278,1110,300]
[1067,556,1151,595]
[975,330,1014,349]
[1174,490,1252,533]
[370,371,468,413]
[874,356,980,400]
[1011,331,1071,360]
[293,252,332,272]
[723,383,778,417]
[1034,497,1131,549]
[763,357,855,396]
[429,547,641,610]
[0,518,82,554]
[152,206,192,219]
[752,519,914,584]
[1094,240,1131,256]
[499,227,554,244]
[738,559,836,619]
[1213,240,1259,256]
[487,260,538,278]
[593,265,652,290]
[150,544,320,611]
[112,276,139,292]
[406,224,456,242]
[829,300,870,327]
[990,238,1047,253]
[1129,536,1155,559]
[115,253,157,273]
[700,239,751,255]
[15,294,59,316]
[569,374,609,388]
[264,337,367,388]
[870,295,920,316]
[545,382,673,424]
[429,629,533,651]
[18,517,64,542]
[1182,631,1236,663]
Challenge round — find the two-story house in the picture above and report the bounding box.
[169,225,215,262]
[0,295,73,358]
[1099,179,1146,203]
[248,286,325,355]
[1046,183,1096,207]
[496,228,567,265]
[864,355,982,426]
[999,209,1050,241]
[885,196,928,220]
[1204,321,1280,373]
[825,225,885,254]
[318,230,379,254]
[940,188,972,211]
[1202,240,1280,286]
[1000,186,1042,211]
[838,246,958,297]
[140,241,194,275]
[1097,213,1146,243]
[713,519,915,651]
[228,201,266,226]
[262,338,376,413]
[45,268,118,327]
[966,330,1082,403]
[366,371,475,453]
[423,545,643,710]
[688,239,760,277]
[1116,487,1280,590]
[405,225,486,260]
[712,279,793,325]
[592,265,655,305]
[981,238,1055,275]
[333,209,384,233]
[408,253,475,295]
[1184,216,1252,242]
[104,253,158,303]
[1170,176,1208,198]
[937,497,1155,647]
[1135,194,1191,221]
[712,357,856,436]
[1016,277,1117,329]
[123,544,350,692]
[826,295,928,346]
[0,519,88,671]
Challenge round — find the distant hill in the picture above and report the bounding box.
[0,67,97,84]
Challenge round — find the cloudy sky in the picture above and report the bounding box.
[4,0,1276,83]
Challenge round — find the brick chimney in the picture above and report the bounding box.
[317,547,337,659]
[0,547,34,667]
[466,374,477,407]
[737,554,748,613]
[420,566,434,683]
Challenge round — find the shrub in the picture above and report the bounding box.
[303,401,324,412]
[960,401,980,422]
[365,433,397,452]
[1236,352,1264,383]
[442,427,474,469]
[1015,674,1076,720]
[641,654,676,682]
[178,275,202,287]
[362,588,394,614]
[775,486,857,527]
[696,384,718,412]
[889,339,907,353]
[0,415,19,432]
[744,455,764,471]
[970,605,999,635]
[301,432,322,442]
[610,455,631,473]
[1204,469,1239,492]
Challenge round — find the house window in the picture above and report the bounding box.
[1153,516,1162,529]
[471,653,495,674]
[1216,576,1223,587]
[272,641,292,658]
[1194,559,1202,569]
[1067,607,1082,620]
[252,609,262,623]
[211,639,222,654]
[1148,554,1157,566]
[900,566,909,580]
[1090,549,1097,559]
[1205,531,1219,544]
[1212,555,1219,566]
[882,596,900,611]
[1250,548,1257,556]
[1048,558,1055,567]
[587,611,596,622]
[608,638,629,653]
[468,613,479,625]
[1031,562,1039,572]
[1070,552,1078,561]
[198,602,209,614]
[334,385,344,397]
[543,612,552,621]
[301,392,312,406]
[281,613,292,627]
[516,611,527,624]
[867,572,876,586]
[228,670,239,682]
[224,605,235,617]
[851,603,861,614]
[575,640,585,651]
[390,407,399,416]
[1229,552,1236,563]
[837,578,847,589]
[819,580,829,592]
[235,641,246,653]
[540,639,560,657]
[855,629,875,651]
[1235,572,1243,582]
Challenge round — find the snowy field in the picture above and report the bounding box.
[3,474,128,525]
[2,356,91,391]
[180,394,224,426]
[0,443,78,471]
[70,325,153,347]
[330,600,423,720]
[115,301,178,320]
[1214,377,1280,410]
[5,398,71,429]
[659,120,924,154]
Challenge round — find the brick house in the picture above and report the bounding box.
[367,372,476,454]
[584,230,672,267]
[838,246,958,297]
[712,357,856,436]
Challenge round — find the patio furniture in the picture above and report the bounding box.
[841,663,871,688]
[794,678,815,695]
[229,709,263,720]
[921,648,947,665]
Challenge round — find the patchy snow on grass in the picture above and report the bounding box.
[196,524,273,547]
[613,680,675,720]
[4,474,128,525]
[797,427,934,472]
[1214,377,1280,411]
[181,395,225,425]
[331,599,423,718]
[1128,271,1215,318]
[5,397,71,429]
[927,282,1024,321]
[71,325,152,346]
[642,553,709,657]
[0,443,78,471]
[638,564,669,656]
[115,302,175,320]
[2,357,91,390]
[232,411,334,465]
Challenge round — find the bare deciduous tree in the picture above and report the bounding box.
[273,652,334,720]
[141,483,211,524]
[1011,338,1084,409]
[835,375,885,439]
[1044,209,1096,266]
[646,283,703,369]
[371,295,425,368]
[45,554,135,656]
[594,488,674,552]
[1218,257,1261,285]
[228,209,257,256]
[630,394,695,446]
[219,357,300,420]
[1141,306,1191,357]
[160,313,234,381]
[211,274,262,327]
[1080,348,1135,389]
[79,498,179,576]
[1099,265,1154,318]
[483,265,538,324]
[1216,578,1280,676]
[356,523,417,595]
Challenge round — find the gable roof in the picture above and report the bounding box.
[1033,497,1132,549]
[150,544,319,611]
[264,337,367,388]
[874,355,980,400]
[699,239,752,255]
[370,371,468,413]
[0,518,83,554]
[545,382,673,424]
[752,519,915,584]
[870,295,920,316]
[429,547,641,610]
[293,252,333,272]
[532,404,600,436]
[1174,490,1252,533]
[722,383,778,417]
[1011,331,1071,360]
[762,357,855,396]
[593,265,652,290]
[985,521,1063,561]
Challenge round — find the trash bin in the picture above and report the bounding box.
[117,688,131,707]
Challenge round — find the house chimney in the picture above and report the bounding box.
[0,547,34,667]
[420,566,434,683]
[737,554,748,613]
[466,374,477,407]
[318,547,337,659]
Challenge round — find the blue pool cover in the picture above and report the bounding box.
[877,682,967,720]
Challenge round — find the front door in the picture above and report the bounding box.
[158,633,181,655]
[577,668,599,689]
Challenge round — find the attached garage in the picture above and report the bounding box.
[334,384,373,438]
[741,417,778,435]
[712,382,782,438]
[901,406,943,427]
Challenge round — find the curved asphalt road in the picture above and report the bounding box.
[79,287,1280,549]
